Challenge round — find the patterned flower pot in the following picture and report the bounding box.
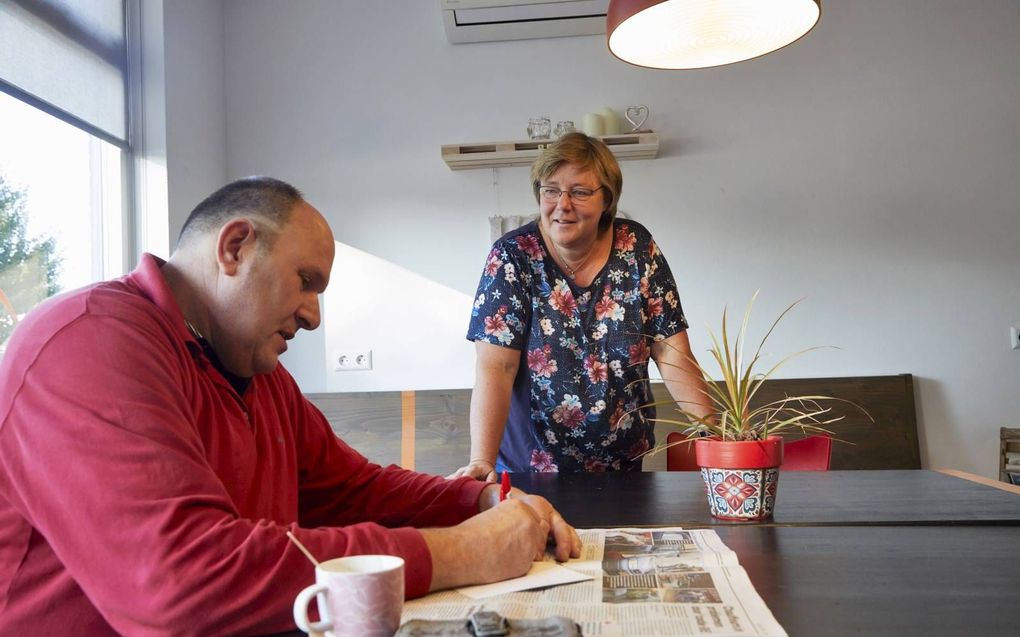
[694,436,784,521]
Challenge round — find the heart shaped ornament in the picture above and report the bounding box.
[625,105,649,132]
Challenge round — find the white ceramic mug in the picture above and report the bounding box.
[293,555,404,637]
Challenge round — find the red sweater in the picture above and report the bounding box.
[0,254,487,636]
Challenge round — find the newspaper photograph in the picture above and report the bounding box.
[402,528,787,637]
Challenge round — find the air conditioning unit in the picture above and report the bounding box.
[441,0,609,44]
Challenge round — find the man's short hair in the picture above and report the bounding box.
[176,176,304,249]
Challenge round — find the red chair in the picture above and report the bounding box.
[665,432,832,471]
[665,432,699,471]
[781,435,832,471]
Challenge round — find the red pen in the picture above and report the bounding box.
[499,471,511,502]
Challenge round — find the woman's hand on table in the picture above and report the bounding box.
[447,459,498,482]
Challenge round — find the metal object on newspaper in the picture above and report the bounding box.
[395,610,582,637]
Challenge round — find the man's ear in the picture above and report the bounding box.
[216,218,257,275]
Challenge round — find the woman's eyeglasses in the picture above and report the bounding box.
[538,186,603,202]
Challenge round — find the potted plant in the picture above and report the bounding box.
[647,292,869,521]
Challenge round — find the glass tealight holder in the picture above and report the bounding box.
[527,116,551,140]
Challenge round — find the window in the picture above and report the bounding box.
[0,92,125,351]
[0,0,132,354]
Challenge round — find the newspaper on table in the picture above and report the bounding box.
[402,528,786,637]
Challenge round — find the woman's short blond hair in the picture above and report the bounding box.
[530,132,622,232]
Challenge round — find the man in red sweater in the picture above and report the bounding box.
[0,177,581,636]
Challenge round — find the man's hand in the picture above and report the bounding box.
[478,485,582,563]
[421,485,583,592]
[421,498,549,591]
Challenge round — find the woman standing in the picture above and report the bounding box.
[451,133,711,478]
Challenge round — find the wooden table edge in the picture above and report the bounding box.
[937,468,1020,494]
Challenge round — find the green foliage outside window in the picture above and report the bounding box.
[0,174,61,347]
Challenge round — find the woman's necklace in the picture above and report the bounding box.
[556,244,594,280]
[548,232,599,280]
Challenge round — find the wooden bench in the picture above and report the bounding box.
[651,374,920,471]
[306,373,920,474]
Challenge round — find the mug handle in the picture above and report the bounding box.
[293,583,332,634]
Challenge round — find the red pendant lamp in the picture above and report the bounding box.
[607,0,821,70]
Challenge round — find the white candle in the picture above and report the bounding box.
[582,113,605,137]
[598,107,620,135]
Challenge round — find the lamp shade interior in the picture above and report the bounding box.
[608,0,821,70]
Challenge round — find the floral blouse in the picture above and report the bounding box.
[466,219,688,472]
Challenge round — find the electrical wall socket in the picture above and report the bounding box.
[334,349,372,371]
[1012,327,1020,351]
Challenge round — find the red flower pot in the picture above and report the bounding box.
[694,436,784,521]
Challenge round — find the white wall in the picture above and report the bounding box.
[162,0,227,248]
[320,242,475,392]
[161,0,1020,478]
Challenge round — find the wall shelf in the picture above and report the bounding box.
[441,131,659,171]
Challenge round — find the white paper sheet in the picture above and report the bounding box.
[455,561,593,599]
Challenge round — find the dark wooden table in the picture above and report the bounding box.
[271,471,1018,637]
[511,469,1020,527]
[511,470,1020,636]
[714,525,1020,636]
